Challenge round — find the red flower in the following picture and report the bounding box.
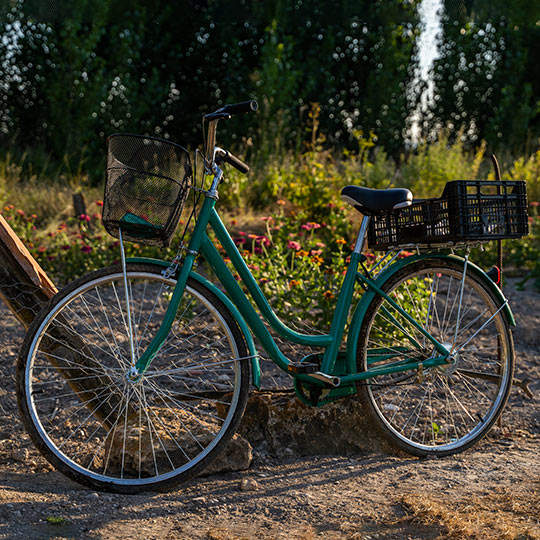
[81,245,92,254]
[79,214,91,222]
[288,241,301,250]
[95,200,104,206]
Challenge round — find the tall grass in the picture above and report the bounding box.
[1,133,538,289]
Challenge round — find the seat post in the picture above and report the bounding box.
[353,215,371,254]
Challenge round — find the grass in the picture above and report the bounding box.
[401,486,540,539]
[0,134,538,296]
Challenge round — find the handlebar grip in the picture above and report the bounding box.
[224,151,250,174]
[222,100,258,116]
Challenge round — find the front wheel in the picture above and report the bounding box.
[17,263,250,493]
[357,258,514,456]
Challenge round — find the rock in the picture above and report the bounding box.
[238,392,386,457]
[202,433,252,475]
[239,478,259,492]
[105,406,253,476]
[11,448,29,462]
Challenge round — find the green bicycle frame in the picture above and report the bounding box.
[130,192,476,388]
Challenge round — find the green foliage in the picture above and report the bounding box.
[400,131,486,197]
[0,0,419,175]
[222,207,355,329]
[427,1,540,153]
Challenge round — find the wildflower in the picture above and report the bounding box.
[315,242,326,248]
[288,240,301,250]
[231,218,238,225]
[95,200,104,207]
[310,249,323,256]
[235,237,247,245]
[328,202,336,208]
[31,213,38,219]
[81,245,92,254]
[239,231,246,236]
[261,216,273,222]
[93,213,100,219]
[243,250,250,257]
[38,246,46,253]
[79,214,91,222]
[248,264,260,271]
[311,255,324,265]
[256,235,271,246]
[248,233,258,239]
[296,250,309,257]
[254,247,262,254]
[8,204,14,209]
[289,279,300,287]
[398,250,413,259]
[259,278,269,284]
[3,206,10,211]
[16,209,24,216]
[323,290,334,300]
[336,238,347,245]
[301,222,321,230]
[530,201,539,207]
[277,199,286,206]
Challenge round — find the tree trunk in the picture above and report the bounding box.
[0,215,122,427]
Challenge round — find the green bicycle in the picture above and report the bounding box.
[17,101,528,493]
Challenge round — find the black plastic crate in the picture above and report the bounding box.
[102,134,192,247]
[368,180,528,251]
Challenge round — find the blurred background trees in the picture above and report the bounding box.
[0,0,538,177]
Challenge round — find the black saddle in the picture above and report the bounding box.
[341,185,413,214]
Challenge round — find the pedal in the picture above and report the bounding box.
[287,362,319,375]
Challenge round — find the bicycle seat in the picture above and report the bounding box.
[341,185,413,214]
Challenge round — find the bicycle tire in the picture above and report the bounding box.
[17,263,250,493]
[357,258,514,456]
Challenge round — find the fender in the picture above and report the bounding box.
[127,257,261,389]
[346,253,516,373]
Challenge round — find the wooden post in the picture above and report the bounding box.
[0,214,122,427]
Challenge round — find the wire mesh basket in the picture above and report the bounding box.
[368,180,529,251]
[102,134,192,246]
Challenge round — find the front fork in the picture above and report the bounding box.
[122,171,222,378]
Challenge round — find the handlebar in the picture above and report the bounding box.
[204,99,258,175]
[204,100,258,121]
[215,148,249,174]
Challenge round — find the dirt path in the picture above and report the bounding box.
[0,280,538,539]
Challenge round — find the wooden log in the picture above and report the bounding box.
[0,214,122,427]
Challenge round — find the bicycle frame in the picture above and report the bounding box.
[125,114,515,391]
[130,186,453,388]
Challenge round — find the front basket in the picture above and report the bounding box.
[102,134,192,247]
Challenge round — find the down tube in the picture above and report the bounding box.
[199,234,292,372]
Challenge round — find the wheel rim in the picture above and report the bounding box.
[25,271,244,486]
[363,265,512,453]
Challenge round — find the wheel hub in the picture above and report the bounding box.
[438,342,459,375]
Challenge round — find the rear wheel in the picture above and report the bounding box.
[357,258,514,456]
[17,263,250,493]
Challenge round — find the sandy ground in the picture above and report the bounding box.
[0,279,538,539]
